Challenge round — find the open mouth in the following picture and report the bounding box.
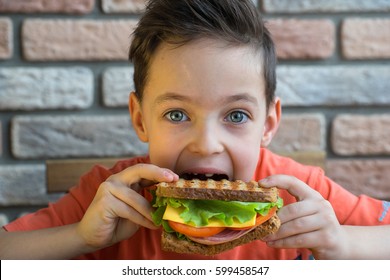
[180,173,229,181]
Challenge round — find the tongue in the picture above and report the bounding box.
[187,227,255,245]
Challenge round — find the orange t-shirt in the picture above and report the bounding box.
[4,149,390,259]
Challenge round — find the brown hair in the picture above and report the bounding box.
[129,0,276,108]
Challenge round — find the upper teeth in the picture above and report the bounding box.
[191,173,214,177]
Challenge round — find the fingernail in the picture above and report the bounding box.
[259,177,270,185]
[163,171,173,180]
[163,171,179,181]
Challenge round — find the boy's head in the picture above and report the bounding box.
[129,0,276,109]
[129,0,281,181]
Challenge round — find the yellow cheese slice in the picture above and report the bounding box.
[163,204,256,228]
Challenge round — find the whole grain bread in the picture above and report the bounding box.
[156,178,278,202]
[161,215,281,256]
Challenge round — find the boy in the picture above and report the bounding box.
[1,0,389,260]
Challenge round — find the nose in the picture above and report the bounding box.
[187,121,224,156]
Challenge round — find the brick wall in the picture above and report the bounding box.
[1,0,390,225]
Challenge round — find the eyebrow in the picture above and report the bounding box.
[154,92,259,106]
[154,92,191,105]
[222,93,259,106]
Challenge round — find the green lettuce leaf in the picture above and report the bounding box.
[152,196,283,227]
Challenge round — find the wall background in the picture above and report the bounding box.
[1,0,390,225]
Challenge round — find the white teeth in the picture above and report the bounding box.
[205,174,214,177]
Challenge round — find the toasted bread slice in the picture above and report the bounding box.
[156,178,278,202]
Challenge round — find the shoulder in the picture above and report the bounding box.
[255,148,324,184]
[255,149,334,203]
[3,155,152,232]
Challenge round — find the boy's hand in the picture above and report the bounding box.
[76,164,178,252]
[259,175,347,260]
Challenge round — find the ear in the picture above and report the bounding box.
[129,92,149,142]
[261,97,281,147]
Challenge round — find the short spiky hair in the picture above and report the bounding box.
[129,0,276,108]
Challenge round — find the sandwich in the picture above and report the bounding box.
[151,178,283,256]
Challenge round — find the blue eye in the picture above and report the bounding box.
[165,110,189,122]
[226,111,248,124]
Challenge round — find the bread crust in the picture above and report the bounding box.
[161,215,281,256]
[156,179,278,202]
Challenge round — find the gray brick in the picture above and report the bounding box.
[12,115,148,159]
[0,164,62,206]
[0,17,12,59]
[276,65,390,106]
[263,0,390,13]
[101,0,258,13]
[0,67,93,110]
[101,0,146,13]
[101,0,257,13]
[102,67,134,107]
[269,114,326,153]
[22,19,137,61]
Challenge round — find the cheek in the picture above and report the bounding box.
[232,147,260,181]
[228,133,262,180]
[147,134,181,169]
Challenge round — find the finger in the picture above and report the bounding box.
[266,212,325,242]
[108,164,179,189]
[112,199,158,230]
[259,174,322,201]
[265,199,337,242]
[102,182,157,224]
[277,199,323,224]
[266,230,322,249]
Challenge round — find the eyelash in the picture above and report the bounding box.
[164,110,189,122]
[224,110,249,124]
[163,109,250,124]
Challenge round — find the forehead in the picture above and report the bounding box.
[144,39,266,104]
[150,38,263,74]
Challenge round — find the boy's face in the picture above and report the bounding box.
[130,39,278,181]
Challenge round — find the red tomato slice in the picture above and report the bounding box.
[168,221,225,237]
[230,207,277,231]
